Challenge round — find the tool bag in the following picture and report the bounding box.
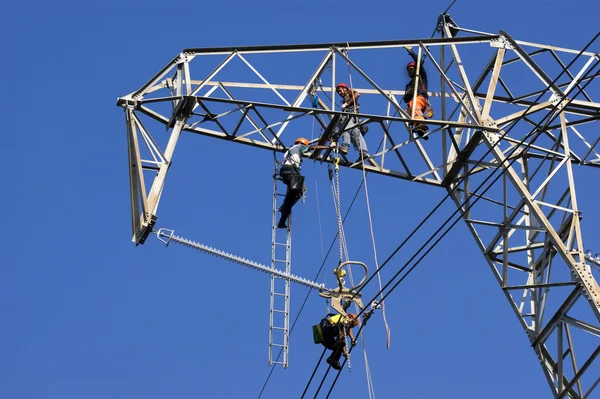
[289,175,305,192]
[312,323,324,344]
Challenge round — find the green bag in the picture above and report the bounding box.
[312,324,324,344]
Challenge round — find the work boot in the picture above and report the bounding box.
[339,146,349,155]
[277,221,288,229]
[326,356,342,370]
[412,125,429,140]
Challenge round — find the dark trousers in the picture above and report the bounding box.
[278,166,304,226]
[320,321,346,362]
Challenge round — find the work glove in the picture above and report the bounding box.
[351,338,357,347]
[405,45,413,52]
[341,103,349,110]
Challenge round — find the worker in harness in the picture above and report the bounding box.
[403,46,431,140]
[277,137,310,229]
[319,312,359,370]
[335,83,370,162]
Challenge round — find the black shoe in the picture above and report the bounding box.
[277,222,288,229]
[412,126,429,140]
[326,356,342,370]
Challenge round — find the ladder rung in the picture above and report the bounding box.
[275,242,288,246]
[274,292,288,296]
[272,327,287,331]
[271,344,286,347]
[274,259,287,263]
[272,309,287,313]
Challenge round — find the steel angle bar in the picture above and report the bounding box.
[550,51,594,102]
[217,84,271,142]
[236,53,291,107]
[180,79,459,100]
[132,113,166,164]
[236,110,311,141]
[420,44,479,123]
[533,200,575,214]
[505,242,546,253]
[501,48,548,67]
[584,377,600,399]
[562,315,600,338]
[500,31,565,99]
[183,59,192,95]
[182,34,500,56]
[272,50,334,142]
[556,345,600,399]
[513,39,597,57]
[482,48,506,118]
[378,121,412,176]
[189,51,237,97]
[504,282,577,290]
[195,99,229,136]
[529,156,570,199]
[132,54,181,99]
[191,95,494,131]
[443,26,483,123]
[125,108,145,240]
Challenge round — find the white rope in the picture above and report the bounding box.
[345,42,392,350]
[341,44,382,399]
[332,163,345,264]
[311,117,328,300]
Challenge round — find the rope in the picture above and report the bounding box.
[360,150,391,349]
[311,117,328,294]
[341,44,379,397]
[332,159,345,264]
[344,41,392,348]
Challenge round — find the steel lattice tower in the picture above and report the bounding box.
[117,15,600,398]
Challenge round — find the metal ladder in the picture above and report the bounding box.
[268,158,292,368]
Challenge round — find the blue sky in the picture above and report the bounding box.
[3,0,600,398]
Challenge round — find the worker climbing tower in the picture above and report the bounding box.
[117,14,600,398]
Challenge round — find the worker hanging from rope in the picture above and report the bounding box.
[335,83,370,162]
[404,46,433,140]
[277,137,310,228]
[314,312,359,370]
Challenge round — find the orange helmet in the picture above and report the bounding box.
[295,137,309,146]
[336,83,348,90]
[347,313,359,327]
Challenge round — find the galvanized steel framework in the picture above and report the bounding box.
[118,15,600,399]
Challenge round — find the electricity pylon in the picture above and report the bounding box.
[117,14,600,398]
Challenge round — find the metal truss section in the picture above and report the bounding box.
[118,13,600,397]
